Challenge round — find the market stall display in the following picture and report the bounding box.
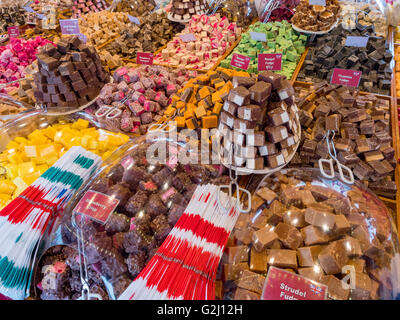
[297,25,393,95]
[218,70,301,172]
[219,168,400,300]
[0,112,129,209]
[33,36,109,112]
[155,14,241,71]
[85,65,198,135]
[220,20,307,77]
[41,135,230,300]
[291,0,340,32]
[0,37,54,94]
[292,82,396,198]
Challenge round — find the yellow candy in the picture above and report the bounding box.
[0,181,16,195]
[17,162,35,176]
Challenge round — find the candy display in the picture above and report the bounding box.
[220,168,400,300]
[72,0,109,19]
[292,82,396,198]
[33,36,109,111]
[291,0,340,32]
[168,0,208,22]
[0,113,129,208]
[78,11,131,48]
[340,2,388,38]
[54,136,230,300]
[160,67,248,131]
[155,14,241,71]
[0,37,54,94]
[221,21,307,77]
[297,25,393,95]
[85,65,198,134]
[218,71,300,171]
[213,0,257,29]
[102,12,182,61]
[0,5,26,34]
[113,0,156,16]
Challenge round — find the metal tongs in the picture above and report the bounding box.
[147,109,178,133]
[71,213,102,301]
[261,0,281,23]
[217,144,251,214]
[318,130,355,185]
[95,90,134,119]
[207,0,224,15]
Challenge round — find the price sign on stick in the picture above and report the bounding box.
[230,53,251,70]
[331,68,362,87]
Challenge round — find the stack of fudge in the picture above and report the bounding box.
[72,0,108,18]
[86,65,198,135]
[59,140,229,299]
[0,5,25,33]
[169,0,208,22]
[219,71,300,171]
[34,36,109,110]
[218,171,397,300]
[292,82,397,198]
[298,25,393,95]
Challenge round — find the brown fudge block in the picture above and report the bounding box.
[249,247,268,273]
[350,272,372,300]
[283,208,307,228]
[298,267,324,282]
[301,225,330,246]
[224,246,249,264]
[333,215,351,234]
[274,223,303,250]
[252,226,279,252]
[267,249,297,269]
[320,275,350,300]
[318,241,348,275]
[297,246,324,267]
[223,262,248,281]
[237,270,266,294]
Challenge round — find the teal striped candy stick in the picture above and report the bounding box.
[0,147,102,300]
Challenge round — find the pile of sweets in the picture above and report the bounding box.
[0,100,26,121]
[78,11,132,48]
[102,12,182,62]
[169,0,208,22]
[214,0,257,29]
[395,46,400,99]
[72,0,109,18]
[31,0,73,12]
[218,71,300,171]
[259,0,299,22]
[0,5,26,33]
[291,0,340,32]
[291,82,397,198]
[0,37,54,94]
[85,65,198,135]
[37,246,110,300]
[298,25,393,95]
[0,118,129,208]
[221,21,307,77]
[340,2,388,38]
[34,36,109,110]
[59,139,230,299]
[155,14,241,71]
[113,0,156,16]
[161,67,247,130]
[24,27,62,44]
[219,170,398,300]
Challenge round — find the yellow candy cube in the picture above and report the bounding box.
[24,145,37,158]
[0,181,16,195]
[72,119,90,129]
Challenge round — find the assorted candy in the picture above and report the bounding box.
[155,14,241,71]
[219,169,399,300]
[72,0,109,18]
[292,82,396,198]
[291,0,340,32]
[221,21,307,78]
[0,5,26,34]
[169,0,208,22]
[113,0,156,16]
[0,118,129,208]
[214,0,257,29]
[0,37,54,94]
[259,0,299,23]
[85,65,198,134]
[297,25,393,95]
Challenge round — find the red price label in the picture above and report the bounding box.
[73,190,119,224]
[230,53,251,70]
[261,267,327,300]
[330,68,362,87]
[258,53,282,71]
[8,26,19,38]
[137,52,154,65]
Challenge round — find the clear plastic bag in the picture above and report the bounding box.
[38,135,230,300]
[218,168,400,300]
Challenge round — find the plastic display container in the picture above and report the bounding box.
[33,135,231,300]
[218,168,400,300]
